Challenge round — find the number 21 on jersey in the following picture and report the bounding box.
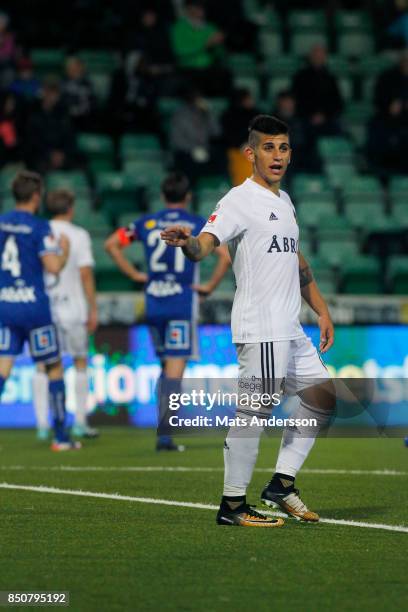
[147,229,185,273]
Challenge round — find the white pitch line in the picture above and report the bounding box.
[0,482,407,534]
[303,468,408,476]
[0,466,407,477]
[0,482,216,510]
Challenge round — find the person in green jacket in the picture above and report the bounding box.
[171,0,225,71]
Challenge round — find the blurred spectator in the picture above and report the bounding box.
[0,92,24,166]
[221,88,259,148]
[171,0,231,95]
[171,0,224,69]
[0,11,17,89]
[62,56,97,131]
[204,0,257,54]
[221,88,259,185]
[169,87,222,183]
[131,6,174,67]
[10,56,41,102]
[292,44,343,136]
[366,88,408,180]
[25,79,79,174]
[108,52,161,136]
[374,50,408,118]
[127,6,176,95]
[273,90,319,173]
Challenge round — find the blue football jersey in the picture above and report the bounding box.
[118,208,206,320]
[0,210,59,326]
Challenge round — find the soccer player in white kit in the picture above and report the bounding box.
[33,189,98,439]
[161,115,335,527]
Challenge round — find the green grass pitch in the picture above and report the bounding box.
[0,428,406,611]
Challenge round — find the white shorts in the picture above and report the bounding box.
[236,333,330,397]
[56,322,88,359]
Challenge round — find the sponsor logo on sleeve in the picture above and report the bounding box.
[207,214,217,224]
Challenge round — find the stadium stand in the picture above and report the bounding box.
[0,1,405,295]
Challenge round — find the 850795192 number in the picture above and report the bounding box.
[0,592,69,606]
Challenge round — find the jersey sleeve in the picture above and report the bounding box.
[199,194,246,244]
[77,230,95,268]
[37,221,60,256]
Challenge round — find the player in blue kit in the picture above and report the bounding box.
[0,170,80,450]
[105,172,230,450]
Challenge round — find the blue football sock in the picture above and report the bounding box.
[158,435,173,445]
[156,374,182,438]
[49,379,68,442]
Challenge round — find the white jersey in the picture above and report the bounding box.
[47,220,94,325]
[200,178,303,343]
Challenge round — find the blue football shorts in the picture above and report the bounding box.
[148,318,198,360]
[0,319,60,364]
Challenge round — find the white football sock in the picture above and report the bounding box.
[32,371,49,430]
[275,400,332,478]
[74,369,88,427]
[223,415,264,497]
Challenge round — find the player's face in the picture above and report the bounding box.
[247,134,291,187]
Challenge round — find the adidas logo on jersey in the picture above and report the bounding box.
[269,212,278,220]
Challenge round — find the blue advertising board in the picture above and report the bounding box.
[0,325,407,427]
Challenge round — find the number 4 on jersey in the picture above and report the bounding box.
[1,235,21,278]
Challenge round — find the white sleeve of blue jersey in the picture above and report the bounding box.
[38,231,60,256]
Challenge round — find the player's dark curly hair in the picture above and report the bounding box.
[161,172,191,204]
[248,114,289,148]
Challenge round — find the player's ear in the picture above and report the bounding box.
[243,144,255,164]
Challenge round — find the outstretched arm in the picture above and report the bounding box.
[105,231,148,283]
[161,226,219,262]
[298,251,334,353]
